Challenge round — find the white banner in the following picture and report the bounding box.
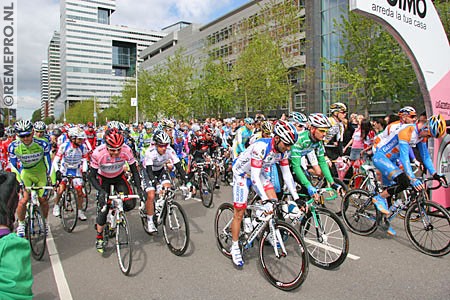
[0,0,17,109]
[131,97,137,107]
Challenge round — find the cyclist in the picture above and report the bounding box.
[230,120,301,267]
[290,113,342,201]
[8,120,52,237]
[89,129,144,252]
[84,122,97,151]
[51,127,89,221]
[142,131,189,233]
[372,113,447,236]
[231,117,255,159]
[249,120,273,144]
[0,127,15,171]
[33,121,50,143]
[290,111,309,133]
[138,122,154,159]
[324,102,347,175]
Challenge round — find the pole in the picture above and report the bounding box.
[94,94,97,128]
[136,60,139,124]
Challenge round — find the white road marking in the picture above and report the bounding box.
[304,238,360,260]
[47,226,73,300]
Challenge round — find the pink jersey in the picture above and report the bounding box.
[90,144,136,178]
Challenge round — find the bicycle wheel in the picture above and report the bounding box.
[300,207,349,269]
[405,201,450,257]
[61,190,78,233]
[200,173,213,208]
[341,189,378,236]
[116,212,132,275]
[259,220,309,291]
[214,202,235,258]
[27,205,47,261]
[162,201,190,256]
[85,180,92,195]
[81,185,89,211]
[349,173,369,190]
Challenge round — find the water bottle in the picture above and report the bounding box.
[243,217,253,233]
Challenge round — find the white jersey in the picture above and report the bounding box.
[143,145,180,172]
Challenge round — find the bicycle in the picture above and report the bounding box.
[342,177,450,257]
[307,174,347,216]
[215,199,309,291]
[280,188,349,270]
[81,173,91,211]
[102,185,140,275]
[58,175,85,233]
[22,185,54,261]
[139,184,190,256]
[190,161,214,208]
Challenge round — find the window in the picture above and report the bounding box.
[98,8,110,25]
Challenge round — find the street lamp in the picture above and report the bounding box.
[135,46,139,124]
[94,92,97,128]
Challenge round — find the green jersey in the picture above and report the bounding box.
[290,130,333,188]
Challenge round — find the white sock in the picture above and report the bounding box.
[147,215,153,222]
[232,240,239,248]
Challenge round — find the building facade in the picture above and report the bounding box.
[56,0,165,118]
[46,31,61,119]
[140,0,310,117]
[40,61,49,119]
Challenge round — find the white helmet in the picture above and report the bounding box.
[281,200,302,220]
[308,113,331,128]
[273,120,298,145]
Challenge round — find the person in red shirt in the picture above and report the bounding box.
[0,127,15,171]
[85,122,97,151]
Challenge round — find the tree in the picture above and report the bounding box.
[434,0,450,40]
[233,32,290,116]
[325,12,421,116]
[31,109,41,122]
[195,57,235,118]
[62,99,97,124]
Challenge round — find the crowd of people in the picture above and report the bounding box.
[0,102,448,278]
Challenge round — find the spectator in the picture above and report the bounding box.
[0,171,33,299]
[372,118,386,134]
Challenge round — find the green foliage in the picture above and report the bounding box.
[195,57,235,118]
[233,33,290,116]
[434,0,450,41]
[31,109,41,122]
[63,99,97,124]
[325,12,421,115]
[43,116,55,125]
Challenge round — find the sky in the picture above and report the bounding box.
[16,0,249,120]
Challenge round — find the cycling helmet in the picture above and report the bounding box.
[308,113,332,128]
[144,122,153,130]
[329,102,347,114]
[191,124,201,132]
[87,122,94,128]
[34,121,47,132]
[203,125,213,134]
[52,128,62,137]
[153,131,171,145]
[72,127,86,139]
[162,119,175,129]
[290,112,308,125]
[175,130,184,140]
[104,130,124,148]
[107,121,121,130]
[244,117,255,125]
[261,121,274,134]
[281,200,302,220]
[273,120,298,146]
[428,114,447,138]
[118,122,127,132]
[398,106,416,116]
[14,120,33,136]
[5,126,15,136]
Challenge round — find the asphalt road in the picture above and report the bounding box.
[32,185,450,300]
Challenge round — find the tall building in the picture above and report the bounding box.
[56,0,165,118]
[40,61,49,119]
[47,31,61,119]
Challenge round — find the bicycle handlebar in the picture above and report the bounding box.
[423,177,448,190]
